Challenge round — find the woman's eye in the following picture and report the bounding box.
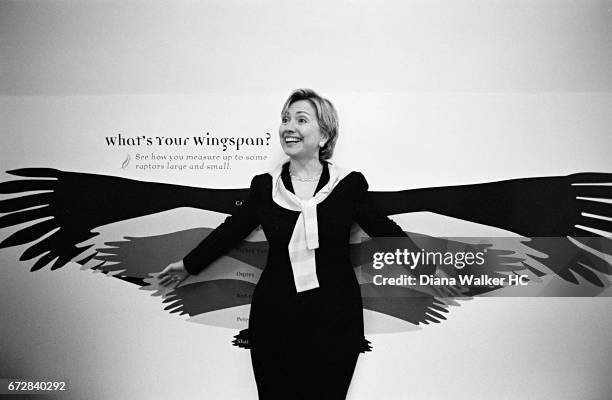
[281,117,288,123]
[298,118,307,123]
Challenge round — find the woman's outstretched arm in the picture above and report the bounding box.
[182,175,262,275]
[354,173,410,238]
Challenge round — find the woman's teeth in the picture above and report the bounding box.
[285,137,302,143]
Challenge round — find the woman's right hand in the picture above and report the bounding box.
[157,260,190,287]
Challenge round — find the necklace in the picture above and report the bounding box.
[289,166,322,182]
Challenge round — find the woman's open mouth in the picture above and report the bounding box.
[284,136,302,144]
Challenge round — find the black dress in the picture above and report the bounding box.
[183,162,407,400]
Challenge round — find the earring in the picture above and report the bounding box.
[319,142,325,147]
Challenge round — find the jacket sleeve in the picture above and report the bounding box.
[182,175,262,275]
[354,173,422,256]
[354,172,408,237]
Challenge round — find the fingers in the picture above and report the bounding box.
[173,275,188,289]
[157,262,178,279]
[159,272,181,287]
[158,268,187,288]
[157,261,188,287]
[157,267,169,279]
[159,276,179,287]
[158,274,174,286]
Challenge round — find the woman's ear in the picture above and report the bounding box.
[319,134,328,148]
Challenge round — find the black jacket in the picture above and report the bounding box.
[183,162,407,350]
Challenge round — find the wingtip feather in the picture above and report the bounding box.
[6,168,61,178]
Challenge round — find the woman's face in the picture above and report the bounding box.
[279,100,326,161]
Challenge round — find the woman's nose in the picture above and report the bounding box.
[280,125,295,138]
[284,120,297,132]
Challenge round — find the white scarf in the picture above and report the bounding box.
[269,161,351,292]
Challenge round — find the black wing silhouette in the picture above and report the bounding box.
[0,168,248,272]
[367,173,611,237]
[365,173,612,286]
[1,167,610,342]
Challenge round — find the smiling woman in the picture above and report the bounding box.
[280,89,339,164]
[157,89,412,399]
